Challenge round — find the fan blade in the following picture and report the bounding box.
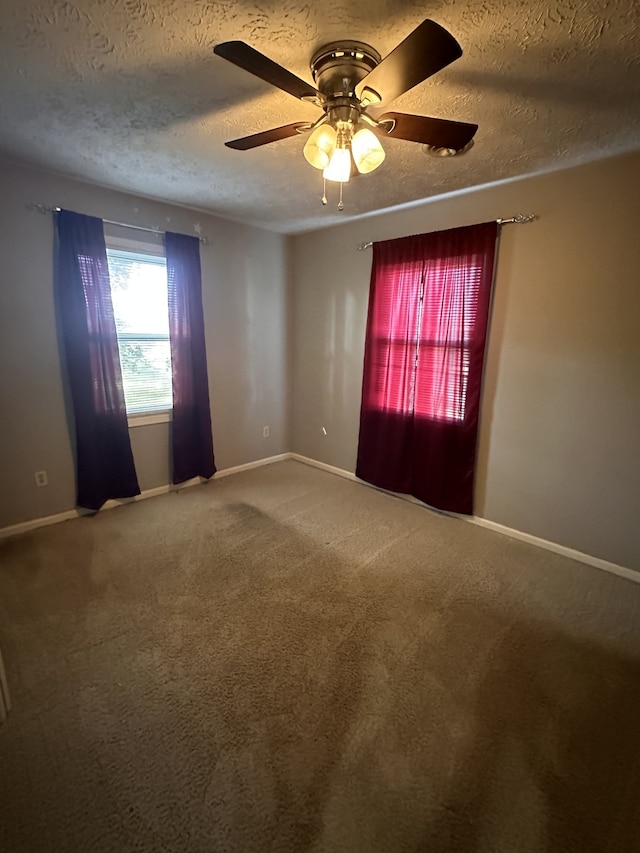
[357,19,462,105]
[379,112,477,150]
[214,41,319,101]
[225,123,310,151]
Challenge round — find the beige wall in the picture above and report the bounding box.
[2,152,639,572]
[290,152,640,571]
[0,161,289,528]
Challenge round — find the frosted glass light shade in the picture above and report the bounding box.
[303,125,337,170]
[323,147,351,183]
[352,128,385,174]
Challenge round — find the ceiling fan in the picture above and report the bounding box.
[213,19,476,200]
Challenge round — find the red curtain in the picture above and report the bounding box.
[356,222,498,514]
[166,232,216,484]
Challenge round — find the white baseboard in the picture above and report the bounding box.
[465,516,640,585]
[288,453,358,482]
[289,453,640,585]
[0,454,290,541]
[2,451,637,584]
[0,509,80,540]
[211,453,290,479]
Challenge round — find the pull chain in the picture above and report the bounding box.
[320,179,346,211]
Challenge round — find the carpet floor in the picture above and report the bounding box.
[1,459,639,852]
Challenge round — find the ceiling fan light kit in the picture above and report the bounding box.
[303,122,385,181]
[323,139,352,183]
[351,128,386,173]
[303,125,337,171]
[214,19,478,210]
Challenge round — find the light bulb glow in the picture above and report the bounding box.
[352,128,385,174]
[323,147,351,183]
[303,125,337,170]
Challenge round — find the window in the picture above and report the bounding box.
[105,232,172,423]
[368,255,483,424]
[414,260,482,422]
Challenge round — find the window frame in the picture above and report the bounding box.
[104,228,172,428]
[369,255,481,424]
[412,260,482,424]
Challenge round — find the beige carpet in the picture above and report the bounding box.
[1,459,639,852]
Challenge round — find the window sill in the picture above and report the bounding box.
[127,410,172,428]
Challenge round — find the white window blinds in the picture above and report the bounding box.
[106,248,172,414]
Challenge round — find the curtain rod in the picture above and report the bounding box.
[26,203,211,245]
[355,214,537,251]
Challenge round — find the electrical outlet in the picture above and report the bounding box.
[263,426,270,438]
[35,470,48,487]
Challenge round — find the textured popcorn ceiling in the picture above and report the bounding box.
[0,0,639,233]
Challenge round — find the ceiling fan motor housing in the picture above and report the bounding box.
[311,41,381,103]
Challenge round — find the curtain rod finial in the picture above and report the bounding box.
[497,213,536,225]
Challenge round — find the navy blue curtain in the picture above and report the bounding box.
[166,232,216,484]
[55,209,140,510]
